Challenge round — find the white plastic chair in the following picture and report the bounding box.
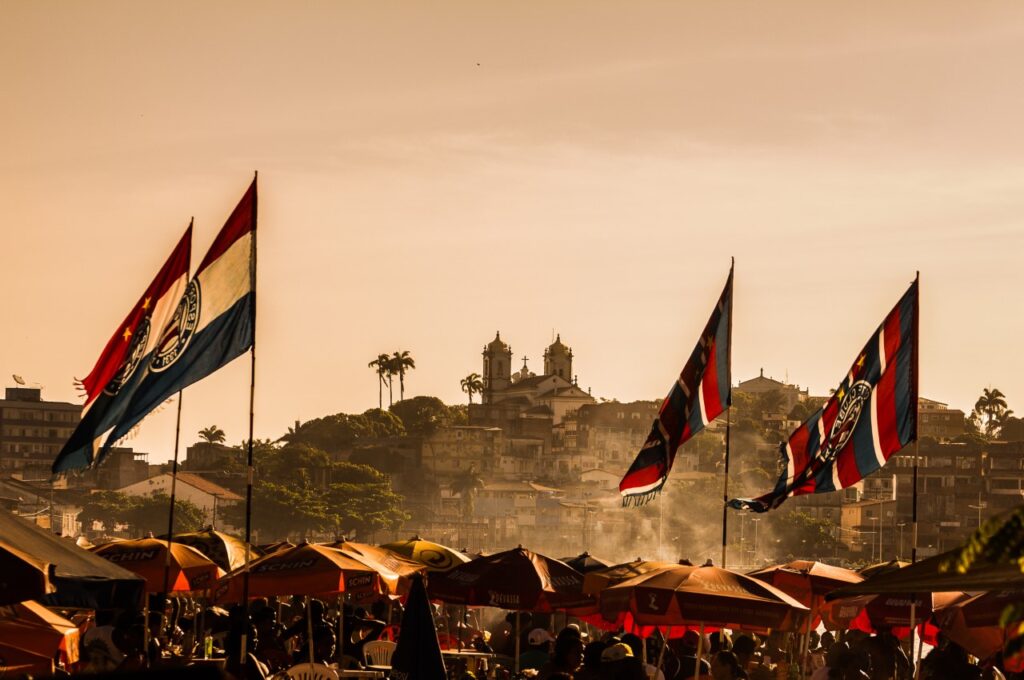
[362,640,397,670]
[285,663,340,680]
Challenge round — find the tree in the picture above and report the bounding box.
[78,491,133,535]
[460,373,484,405]
[972,388,1014,438]
[198,425,226,444]
[450,464,485,517]
[999,416,1024,442]
[129,494,207,536]
[326,461,409,540]
[390,396,460,436]
[280,410,405,454]
[368,354,391,410]
[389,351,416,402]
[224,480,334,542]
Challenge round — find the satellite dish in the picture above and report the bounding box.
[12,375,25,385]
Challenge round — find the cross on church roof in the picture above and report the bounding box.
[521,355,529,369]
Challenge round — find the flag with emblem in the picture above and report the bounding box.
[730,277,919,513]
[619,263,733,506]
[52,224,192,474]
[95,176,257,459]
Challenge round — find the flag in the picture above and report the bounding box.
[619,265,733,506]
[730,278,918,513]
[52,225,192,474]
[96,177,257,459]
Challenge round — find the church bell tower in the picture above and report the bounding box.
[482,331,513,403]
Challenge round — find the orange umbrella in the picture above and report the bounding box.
[325,540,427,579]
[933,591,1013,660]
[93,538,224,592]
[215,542,387,602]
[750,560,862,623]
[600,563,809,632]
[583,559,678,595]
[0,601,80,666]
[168,529,259,572]
[0,540,54,605]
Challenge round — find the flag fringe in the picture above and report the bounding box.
[621,487,662,508]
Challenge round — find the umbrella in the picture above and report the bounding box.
[858,560,910,579]
[560,551,612,574]
[0,540,54,605]
[0,510,144,609]
[827,549,1024,599]
[599,563,809,632]
[93,538,224,592]
[0,600,81,666]
[381,536,472,572]
[165,528,259,572]
[325,540,427,579]
[0,641,54,676]
[428,546,590,611]
[215,542,389,602]
[749,560,862,623]
[932,591,1012,660]
[389,574,446,680]
[258,540,295,555]
[582,558,678,595]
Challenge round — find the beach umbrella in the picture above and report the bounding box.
[582,558,677,595]
[93,538,223,592]
[0,540,54,606]
[429,546,589,611]
[932,591,1012,660]
[600,563,809,632]
[257,540,295,555]
[214,542,388,602]
[857,560,910,579]
[381,536,472,572]
[389,574,446,680]
[325,540,427,578]
[165,528,259,572]
[750,560,862,623]
[0,600,81,666]
[0,641,54,676]
[560,551,612,574]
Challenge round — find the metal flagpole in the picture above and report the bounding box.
[910,272,921,679]
[720,257,734,569]
[161,391,185,597]
[240,172,259,665]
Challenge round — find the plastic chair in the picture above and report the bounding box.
[284,663,340,680]
[363,640,397,670]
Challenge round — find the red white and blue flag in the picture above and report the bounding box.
[53,225,192,474]
[95,176,258,459]
[730,278,919,513]
[619,265,733,506]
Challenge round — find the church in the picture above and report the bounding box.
[468,333,598,436]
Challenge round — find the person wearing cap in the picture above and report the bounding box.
[538,630,585,679]
[519,628,555,671]
[599,642,648,680]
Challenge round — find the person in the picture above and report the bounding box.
[225,624,270,680]
[732,636,757,674]
[575,640,608,680]
[519,627,555,671]
[599,641,648,680]
[712,650,748,680]
[920,635,982,680]
[538,631,585,679]
[672,631,711,679]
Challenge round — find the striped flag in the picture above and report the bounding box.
[95,177,257,459]
[619,265,733,506]
[53,225,192,474]
[730,278,918,513]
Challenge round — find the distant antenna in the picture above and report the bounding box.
[12,375,25,385]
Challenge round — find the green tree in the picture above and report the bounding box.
[224,480,334,542]
[281,411,405,454]
[972,388,1014,438]
[78,491,133,535]
[390,396,459,436]
[326,461,409,540]
[198,425,226,444]
[368,354,391,409]
[389,350,416,402]
[460,373,484,405]
[128,494,206,536]
[450,464,485,517]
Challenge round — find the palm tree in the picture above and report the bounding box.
[460,372,484,405]
[198,425,226,444]
[368,354,391,409]
[450,464,485,518]
[973,388,1012,437]
[390,350,416,402]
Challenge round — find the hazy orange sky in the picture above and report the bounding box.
[3,2,1023,462]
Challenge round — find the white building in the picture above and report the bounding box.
[117,472,242,529]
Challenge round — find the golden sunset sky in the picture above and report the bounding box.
[3,2,1023,461]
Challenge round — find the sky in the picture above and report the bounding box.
[2,1,1024,463]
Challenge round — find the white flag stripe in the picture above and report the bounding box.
[870,388,886,470]
[194,231,253,335]
[878,327,887,374]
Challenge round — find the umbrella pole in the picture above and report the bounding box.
[307,596,315,666]
[693,622,705,680]
[514,610,521,674]
[336,595,344,665]
[143,598,151,668]
[655,626,669,677]
[458,604,466,651]
[908,601,917,679]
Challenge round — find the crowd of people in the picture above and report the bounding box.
[65,595,1020,680]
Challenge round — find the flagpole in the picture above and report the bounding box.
[910,272,921,679]
[161,391,184,597]
[720,257,734,569]
[240,172,258,665]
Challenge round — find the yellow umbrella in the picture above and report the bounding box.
[380,536,472,572]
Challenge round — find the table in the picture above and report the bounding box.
[442,650,496,677]
[337,671,384,678]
